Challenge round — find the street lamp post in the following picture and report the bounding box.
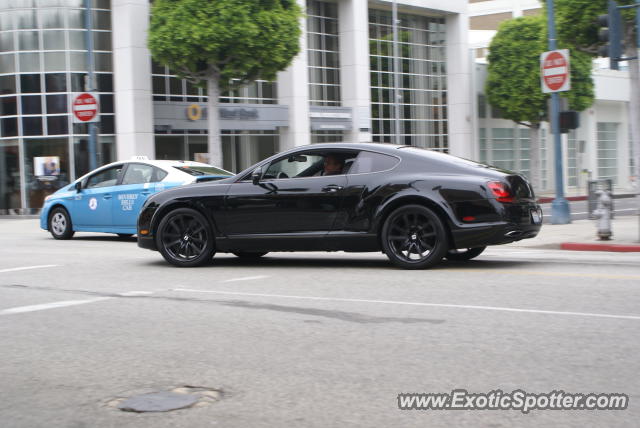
[392,0,401,146]
[84,0,98,171]
[546,0,571,224]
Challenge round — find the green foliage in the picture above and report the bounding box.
[554,0,638,54]
[148,0,302,88]
[486,15,594,125]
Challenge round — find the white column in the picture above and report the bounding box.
[339,0,372,143]
[277,0,310,150]
[446,12,473,159]
[112,0,155,160]
[585,108,598,181]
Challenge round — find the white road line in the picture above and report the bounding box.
[173,288,640,321]
[0,297,110,316]
[0,265,59,274]
[118,291,154,296]
[222,275,269,283]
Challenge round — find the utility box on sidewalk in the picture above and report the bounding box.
[588,179,614,220]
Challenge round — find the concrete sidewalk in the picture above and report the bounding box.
[508,215,640,252]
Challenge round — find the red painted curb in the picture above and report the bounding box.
[561,242,640,252]
[538,196,587,204]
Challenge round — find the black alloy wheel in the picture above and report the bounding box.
[156,208,215,267]
[232,252,268,259]
[49,207,75,240]
[445,246,486,261]
[381,204,448,269]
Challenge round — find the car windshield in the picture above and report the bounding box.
[173,166,232,176]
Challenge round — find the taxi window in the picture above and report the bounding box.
[86,165,123,188]
[122,163,155,185]
[349,151,399,174]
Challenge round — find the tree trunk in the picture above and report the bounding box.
[207,76,223,167]
[529,123,542,194]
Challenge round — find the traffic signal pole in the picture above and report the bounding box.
[546,0,571,224]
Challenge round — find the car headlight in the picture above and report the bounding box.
[44,195,53,202]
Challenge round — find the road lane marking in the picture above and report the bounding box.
[0,297,110,316]
[172,289,640,321]
[0,265,59,274]
[117,291,154,296]
[435,269,640,280]
[222,275,270,283]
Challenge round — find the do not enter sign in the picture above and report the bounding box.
[72,92,99,123]
[540,49,571,93]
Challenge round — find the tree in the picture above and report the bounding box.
[148,0,302,166]
[486,15,594,191]
[554,0,639,187]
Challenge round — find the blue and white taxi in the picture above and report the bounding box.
[40,158,232,239]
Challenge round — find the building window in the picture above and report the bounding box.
[0,1,114,210]
[369,9,447,150]
[151,61,278,105]
[311,130,344,144]
[479,127,546,189]
[597,122,618,183]
[307,0,341,106]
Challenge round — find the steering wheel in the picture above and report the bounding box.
[276,172,289,179]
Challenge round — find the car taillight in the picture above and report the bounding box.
[487,181,514,203]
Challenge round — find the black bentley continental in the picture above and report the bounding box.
[137,143,542,269]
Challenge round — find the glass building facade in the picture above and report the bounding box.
[0,0,114,213]
[151,60,279,173]
[369,9,448,150]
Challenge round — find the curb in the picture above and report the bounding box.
[560,242,640,252]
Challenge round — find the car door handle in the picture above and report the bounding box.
[322,185,344,193]
[103,193,112,200]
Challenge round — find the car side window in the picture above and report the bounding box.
[349,151,399,174]
[122,163,155,185]
[85,165,123,188]
[264,153,324,179]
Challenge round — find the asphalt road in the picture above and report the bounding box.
[1,219,639,428]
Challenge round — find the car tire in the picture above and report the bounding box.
[156,208,215,267]
[48,207,75,240]
[232,252,268,259]
[381,204,448,270]
[117,234,134,239]
[445,246,486,261]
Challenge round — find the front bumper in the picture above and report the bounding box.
[137,234,157,251]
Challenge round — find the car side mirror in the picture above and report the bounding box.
[75,181,83,192]
[251,167,263,185]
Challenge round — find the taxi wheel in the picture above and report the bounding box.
[156,208,215,267]
[49,207,75,240]
[445,246,486,261]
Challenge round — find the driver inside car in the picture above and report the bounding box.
[322,154,344,176]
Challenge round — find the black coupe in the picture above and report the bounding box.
[137,143,542,269]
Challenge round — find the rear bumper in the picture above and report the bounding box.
[451,222,541,249]
[137,235,157,251]
[451,203,542,249]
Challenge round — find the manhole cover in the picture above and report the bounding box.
[110,386,223,413]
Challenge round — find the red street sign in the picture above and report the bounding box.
[540,50,571,93]
[72,92,99,123]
